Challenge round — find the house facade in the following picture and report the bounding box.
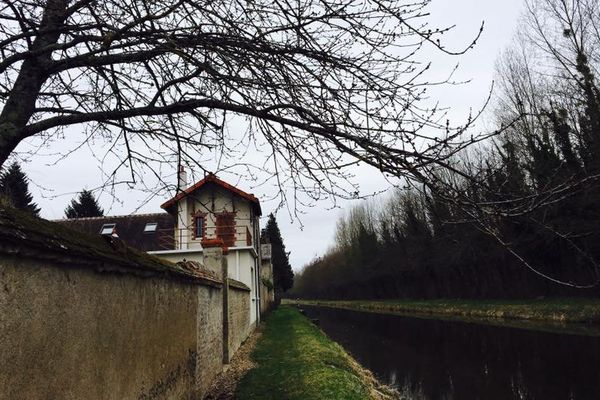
[57,170,272,327]
[151,170,264,325]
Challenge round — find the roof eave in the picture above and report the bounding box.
[160,175,261,215]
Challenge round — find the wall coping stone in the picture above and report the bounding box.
[228,278,251,292]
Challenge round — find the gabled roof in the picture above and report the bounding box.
[160,173,262,216]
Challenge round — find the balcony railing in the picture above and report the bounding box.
[155,225,254,251]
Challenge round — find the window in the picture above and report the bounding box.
[100,223,115,235]
[194,216,204,239]
[144,222,158,233]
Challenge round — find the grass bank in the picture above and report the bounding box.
[287,298,600,325]
[235,305,396,400]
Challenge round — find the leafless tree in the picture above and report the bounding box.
[0,0,484,204]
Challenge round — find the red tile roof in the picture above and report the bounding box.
[160,173,262,216]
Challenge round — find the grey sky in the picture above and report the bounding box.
[15,0,525,271]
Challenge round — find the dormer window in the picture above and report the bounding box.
[100,223,115,235]
[144,222,158,233]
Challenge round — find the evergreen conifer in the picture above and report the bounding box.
[65,189,104,218]
[0,162,40,216]
[261,214,294,302]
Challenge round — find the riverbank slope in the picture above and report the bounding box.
[287,298,600,324]
[235,305,397,400]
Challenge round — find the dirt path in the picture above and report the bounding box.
[203,327,263,400]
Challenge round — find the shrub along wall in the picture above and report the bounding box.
[0,207,252,400]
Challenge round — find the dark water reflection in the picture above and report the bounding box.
[300,306,600,400]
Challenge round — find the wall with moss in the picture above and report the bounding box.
[0,253,258,400]
[0,207,257,400]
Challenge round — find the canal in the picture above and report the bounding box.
[300,305,600,400]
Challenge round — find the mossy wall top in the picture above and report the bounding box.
[0,206,219,285]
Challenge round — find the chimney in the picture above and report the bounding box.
[178,165,187,190]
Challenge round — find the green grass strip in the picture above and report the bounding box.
[289,298,600,324]
[285,298,600,337]
[235,305,373,400]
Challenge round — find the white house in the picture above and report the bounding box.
[149,169,264,325]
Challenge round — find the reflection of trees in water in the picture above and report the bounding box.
[302,306,600,400]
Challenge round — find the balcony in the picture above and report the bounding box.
[156,224,254,251]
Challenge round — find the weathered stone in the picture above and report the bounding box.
[0,206,258,399]
[0,256,199,400]
[229,287,252,356]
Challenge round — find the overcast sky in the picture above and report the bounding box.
[15,0,525,271]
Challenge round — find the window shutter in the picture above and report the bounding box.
[216,212,235,247]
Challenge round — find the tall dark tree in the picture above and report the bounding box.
[65,190,104,218]
[0,162,40,216]
[262,214,294,302]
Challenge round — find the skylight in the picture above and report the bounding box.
[100,223,115,235]
[144,222,158,233]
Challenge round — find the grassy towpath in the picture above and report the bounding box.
[235,305,396,400]
[286,298,600,324]
[285,298,600,336]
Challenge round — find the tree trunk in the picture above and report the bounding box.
[0,0,70,168]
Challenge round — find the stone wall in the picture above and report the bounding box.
[195,280,224,395]
[0,255,212,400]
[228,281,252,356]
[0,207,255,400]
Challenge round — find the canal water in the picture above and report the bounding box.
[300,305,600,400]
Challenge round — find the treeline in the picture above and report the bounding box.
[292,0,600,300]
